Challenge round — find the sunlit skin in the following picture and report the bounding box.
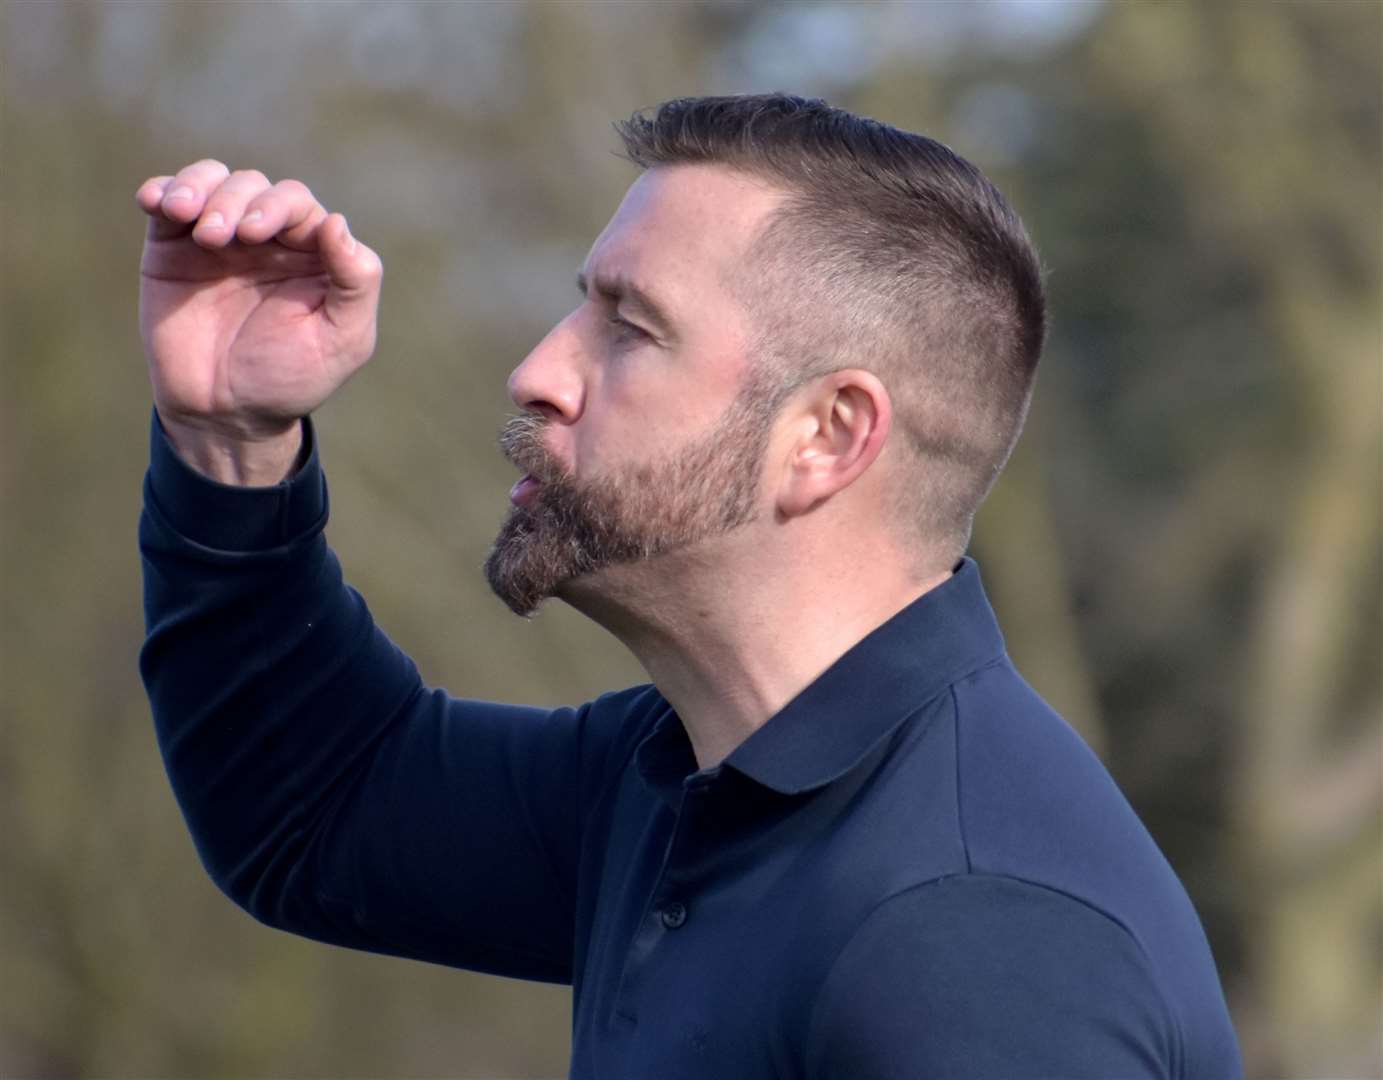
[506,168,773,489]
[136,160,951,770]
[499,165,952,766]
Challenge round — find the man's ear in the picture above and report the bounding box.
[776,369,892,519]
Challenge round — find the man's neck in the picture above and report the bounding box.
[562,540,953,770]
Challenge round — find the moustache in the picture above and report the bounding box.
[498,413,564,483]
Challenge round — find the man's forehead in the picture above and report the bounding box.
[582,165,786,288]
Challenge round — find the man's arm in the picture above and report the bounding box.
[805,875,1186,1079]
[140,411,627,978]
[135,161,625,979]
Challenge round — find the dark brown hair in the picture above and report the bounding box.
[615,93,1046,559]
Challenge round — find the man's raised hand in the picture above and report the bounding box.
[136,160,382,484]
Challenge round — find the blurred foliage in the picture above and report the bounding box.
[1,2,1379,1077]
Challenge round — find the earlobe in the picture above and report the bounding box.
[776,371,892,520]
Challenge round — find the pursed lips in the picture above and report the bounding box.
[499,414,568,506]
[509,474,542,507]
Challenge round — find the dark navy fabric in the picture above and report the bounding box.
[140,413,1242,1079]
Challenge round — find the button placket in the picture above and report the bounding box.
[610,776,715,1023]
[654,780,713,932]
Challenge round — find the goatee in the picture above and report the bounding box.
[484,386,778,616]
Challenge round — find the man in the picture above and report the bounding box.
[138,94,1241,1077]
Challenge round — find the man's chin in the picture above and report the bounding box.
[485,570,543,618]
[483,543,547,619]
[483,528,593,618]
[484,539,624,619]
[488,573,602,620]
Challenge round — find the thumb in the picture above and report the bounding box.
[321,213,383,330]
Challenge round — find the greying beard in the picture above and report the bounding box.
[484,387,777,617]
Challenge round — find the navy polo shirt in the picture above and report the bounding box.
[140,415,1241,1078]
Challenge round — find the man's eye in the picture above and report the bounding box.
[607,315,648,340]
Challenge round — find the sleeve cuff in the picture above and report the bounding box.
[147,410,328,552]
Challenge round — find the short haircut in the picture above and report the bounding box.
[614,93,1047,560]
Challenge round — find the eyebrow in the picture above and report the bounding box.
[576,270,677,340]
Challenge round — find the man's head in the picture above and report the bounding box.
[486,93,1045,615]
[485,162,789,616]
[616,94,1047,554]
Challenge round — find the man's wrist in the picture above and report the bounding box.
[147,408,326,552]
[156,409,306,487]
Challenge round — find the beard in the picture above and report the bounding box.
[484,379,781,616]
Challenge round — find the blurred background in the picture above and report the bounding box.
[2,1,1379,1077]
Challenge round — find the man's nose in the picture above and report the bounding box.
[507,315,586,423]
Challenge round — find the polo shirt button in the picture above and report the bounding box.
[660,901,688,929]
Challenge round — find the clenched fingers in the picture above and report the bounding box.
[137,159,227,241]
[238,178,329,252]
[139,159,232,239]
[191,169,273,247]
[136,162,330,252]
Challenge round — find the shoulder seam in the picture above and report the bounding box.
[803,871,1183,1075]
[947,655,1007,881]
[950,684,973,876]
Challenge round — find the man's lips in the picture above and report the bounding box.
[509,474,542,507]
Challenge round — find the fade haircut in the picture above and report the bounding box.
[615,93,1046,560]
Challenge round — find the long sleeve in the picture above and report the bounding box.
[139,412,624,982]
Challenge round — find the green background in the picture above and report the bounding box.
[2,2,1379,1077]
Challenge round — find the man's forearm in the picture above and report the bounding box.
[139,412,595,980]
[140,412,412,913]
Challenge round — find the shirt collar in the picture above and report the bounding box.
[635,557,1007,801]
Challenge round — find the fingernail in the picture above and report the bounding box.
[165,186,195,202]
[202,211,225,229]
[243,209,263,224]
[344,221,356,254]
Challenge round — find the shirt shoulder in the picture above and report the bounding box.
[946,660,1242,1078]
[805,873,1177,1079]
[950,659,1198,921]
